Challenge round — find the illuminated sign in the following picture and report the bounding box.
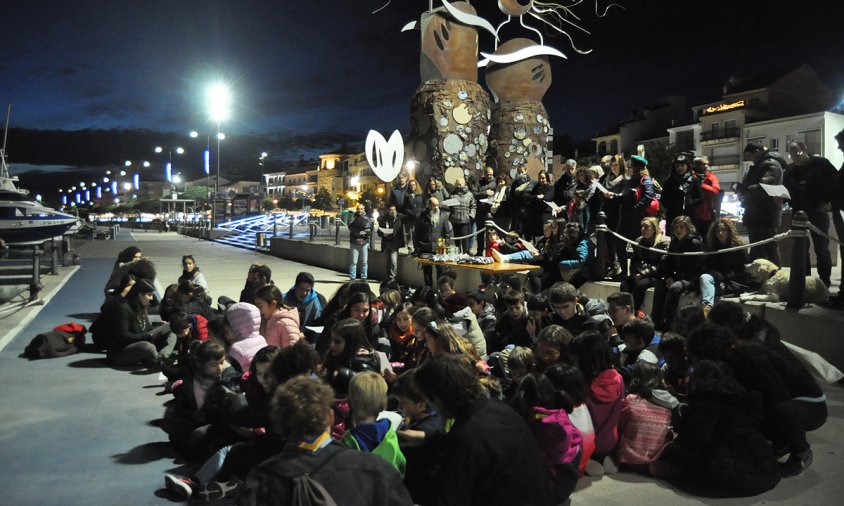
[703,100,746,115]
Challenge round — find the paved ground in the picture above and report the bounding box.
[0,230,842,505]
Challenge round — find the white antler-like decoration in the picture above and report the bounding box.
[365,130,405,183]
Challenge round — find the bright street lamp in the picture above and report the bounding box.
[207,82,232,226]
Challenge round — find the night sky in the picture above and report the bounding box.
[2,0,843,172]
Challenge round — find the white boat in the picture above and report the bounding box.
[0,106,79,246]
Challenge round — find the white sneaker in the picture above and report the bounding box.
[603,455,619,474]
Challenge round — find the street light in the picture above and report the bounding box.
[154,145,184,183]
[207,82,231,226]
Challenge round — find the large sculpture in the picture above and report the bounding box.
[408,1,494,188]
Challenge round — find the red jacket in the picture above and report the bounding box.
[691,171,721,222]
[585,368,624,456]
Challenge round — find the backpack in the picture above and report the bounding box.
[24,331,81,359]
[283,447,344,506]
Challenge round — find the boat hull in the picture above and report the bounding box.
[0,216,78,245]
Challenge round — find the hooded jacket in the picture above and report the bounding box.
[261,306,301,349]
[226,302,268,372]
[585,368,624,456]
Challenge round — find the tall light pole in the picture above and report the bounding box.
[154,146,184,189]
[208,83,231,226]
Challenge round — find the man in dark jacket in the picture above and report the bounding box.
[238,376,412,506]
[739,142,785,266]
[783,140,837,287]
[378,204,404,280]
[388,171,409,217]
[832,129,844,305]
[553,159,578,210]
[473,167,497,255]
[415,354,553,506]
[415,197,453,286]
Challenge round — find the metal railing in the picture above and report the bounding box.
[701,127,741,142]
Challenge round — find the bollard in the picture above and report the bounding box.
[61,236,71,267]
[787,210,809,308]
[30,246,43,301]
[273,215,278,237]
[309,222,315,242]
[595,211,608,280]
[50,238,59,275]
[335,217,341,245]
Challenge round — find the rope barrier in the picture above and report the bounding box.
[804,221,843,246]
[599,225,792,256]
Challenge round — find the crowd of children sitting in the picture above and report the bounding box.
[88,245,829,505]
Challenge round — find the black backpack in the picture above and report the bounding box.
[23,331,80,359]
[282,448,343,506]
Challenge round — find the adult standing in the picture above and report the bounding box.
[414,197,453,287]
[509,165,532,236]
[473,167,497,255]
[348,203,373,281]
[831,129,844,306]
[378,203,404,280]
[553,159,578,212]
[783,140,837,287]
[424,177,448,212]
[600,155,628,278]
[660,153,696,228]
[739,142,785,266]
[415,354,553,506]
[388,171,410,247]
[401,179,425,253]
[688,156,722,237]
[447,177,476,254]
[616,156,656,278]
[489,173,511,232]
[524,171,555,241]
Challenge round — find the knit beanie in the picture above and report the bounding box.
[226,302,262,342]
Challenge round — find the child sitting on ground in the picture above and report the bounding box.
[511,373,583,505]
[658,332,690,396]
[162,339,241,459]
[253,285,301,349]
[617,362,678,474]
[393,370,444,504]
[386,302,415,365]
[339,371,406,475]
[323,318,380,395]
[546,363,596,478]
[224,303,268,373]
[617,318,662,384]
[534,324,573,372]
[495,291,533,350]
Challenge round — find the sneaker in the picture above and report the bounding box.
[164,473,195,500]
[196,479,243,501]
[584,459,605,477]
[780,448,813,477]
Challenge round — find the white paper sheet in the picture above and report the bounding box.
[544,201,563,213]
[379,227,394,234]
[760,184,791,199]
[377,351,393,373]
[305,326,324,334]
[440,198,460,207]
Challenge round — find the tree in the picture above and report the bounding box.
[261,198,275,211]
[312,188,334,210]
[183,185,213,201]
[359,187,383,211]
[641,141,683,185]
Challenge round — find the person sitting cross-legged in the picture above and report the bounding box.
[238,375,413,506]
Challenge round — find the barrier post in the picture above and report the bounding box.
[787,210,809,308]
[309,218,315,242]
[335,217,341,246]
[288,218,294,239]
[30,246,43,301]
[595,211,608,280]
[50,238,59,275]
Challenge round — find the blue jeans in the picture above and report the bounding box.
[349,241,369,279]
[700,273,716,307]
[506,250,534,261]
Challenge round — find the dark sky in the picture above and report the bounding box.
[2,0,843,167]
